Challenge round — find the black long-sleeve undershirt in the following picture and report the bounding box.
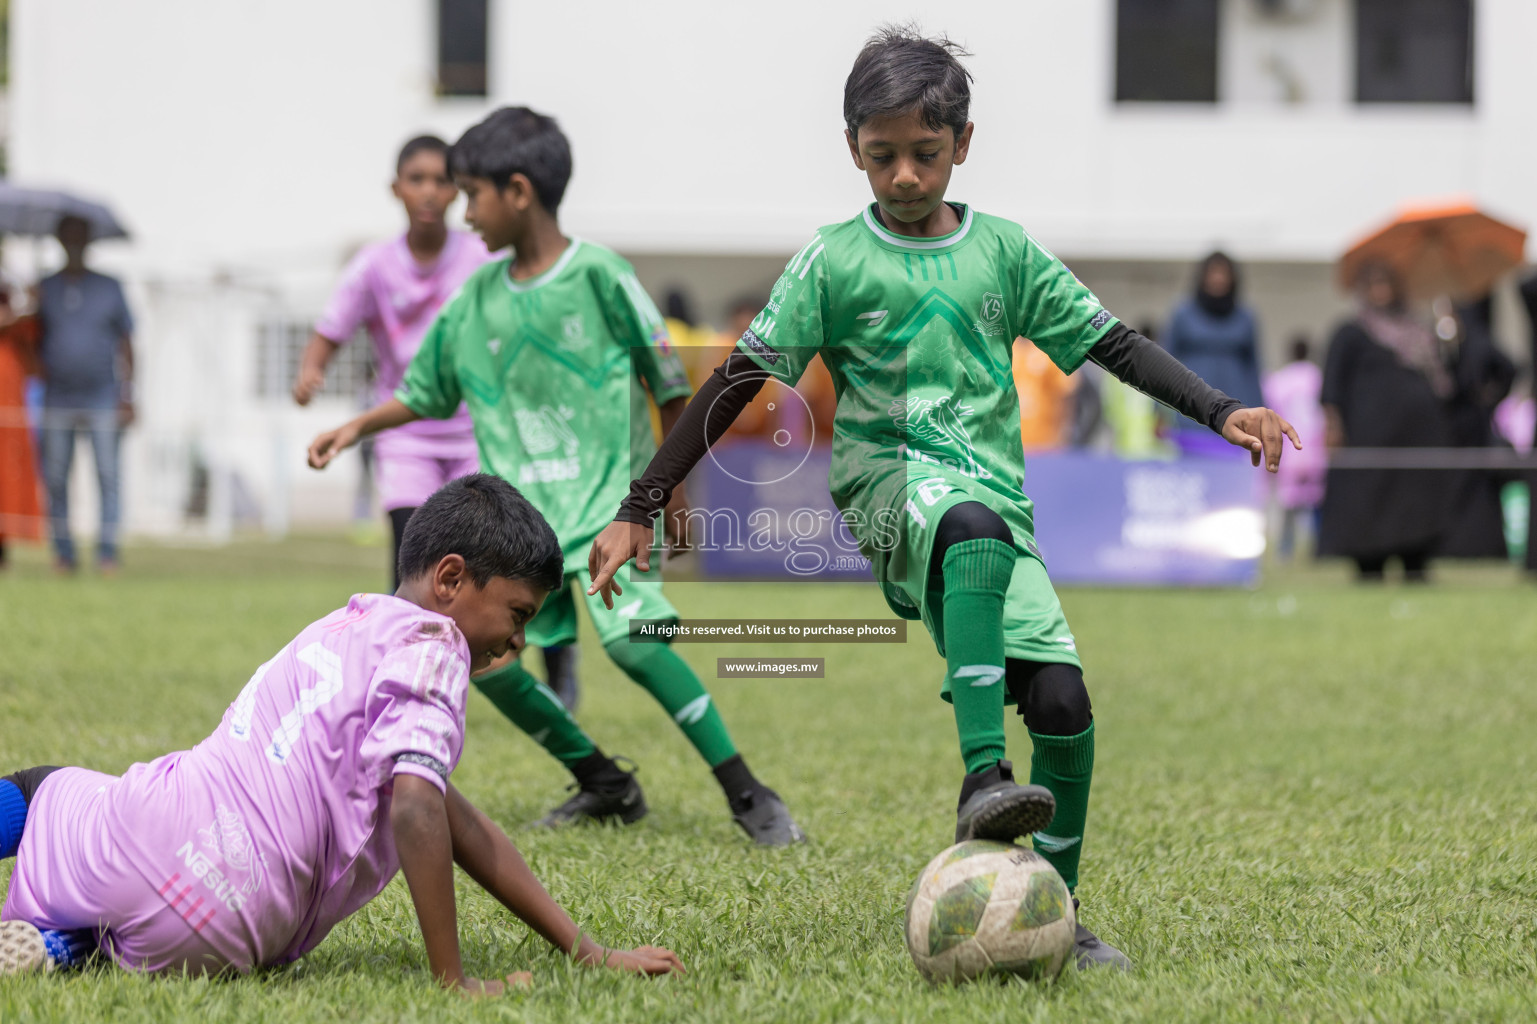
[615,324,1243,525]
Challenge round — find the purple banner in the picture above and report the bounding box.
[691,443,1263,586]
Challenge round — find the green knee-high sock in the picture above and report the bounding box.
[1028,722,1095,892]
[940,538,1016,775]
[472,659,597,767]
[605,638,738,767]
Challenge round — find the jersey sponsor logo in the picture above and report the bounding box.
[856,310,889,327]
[515,405,580,456]
[616,599,643,618]
[741,328,781,366]
[953,665,1005,687]
[518,457,581,484]
[1089,309,1112,331]
[164,808,267,924]
[889,397,995,481]
[975,292,1006,338]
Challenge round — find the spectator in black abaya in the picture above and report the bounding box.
[1164,252,1264,455]
[1318,264,1454,582]
[1520,271,1537,575]
[1437,295,1515,559]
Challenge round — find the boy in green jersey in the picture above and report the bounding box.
[589,30,1299,967]
[310,108,803,847]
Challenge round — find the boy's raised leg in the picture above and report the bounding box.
[471,659,647,826]
[938,536,1057,844]
[604,638,803,846]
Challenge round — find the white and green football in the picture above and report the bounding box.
[904,840,1075,984]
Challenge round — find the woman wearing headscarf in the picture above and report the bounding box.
[1163,252,1264,455]
[1317,264,1454,581]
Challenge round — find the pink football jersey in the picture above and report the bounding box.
[2,594,471,973]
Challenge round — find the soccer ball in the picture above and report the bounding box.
[904,840,1075,984]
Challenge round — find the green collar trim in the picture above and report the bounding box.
[502,237,582,293]
[859,203,974,252]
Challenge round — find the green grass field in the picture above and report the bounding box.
[2,539,1535,1022]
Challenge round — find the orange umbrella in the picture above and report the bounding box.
[1338,200,1527,301]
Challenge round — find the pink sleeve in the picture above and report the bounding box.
[314,249,378,344]
[359,639,469,795]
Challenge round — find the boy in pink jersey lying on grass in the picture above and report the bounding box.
[0,474,683,993]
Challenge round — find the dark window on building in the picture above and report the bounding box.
[1356,0,1474,104]
[1115,0,1220,103]
[437,0,488,97]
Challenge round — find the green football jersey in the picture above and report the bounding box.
[737,203,1118,552]
[397,239,692,570]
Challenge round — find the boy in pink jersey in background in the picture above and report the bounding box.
[293,135,489,589]
[0,475,684,992]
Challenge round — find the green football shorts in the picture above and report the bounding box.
[862,464,1081,700]
[525,559,681,649]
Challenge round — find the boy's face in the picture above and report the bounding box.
[430,561,547,672]
[846,112,973,231]
[392,150,458,231]
[456,174,534,253]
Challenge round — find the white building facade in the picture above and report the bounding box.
[6,0,1533,537]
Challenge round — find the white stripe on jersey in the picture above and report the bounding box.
[797,243,825,279]
[788,235,822,275]
[620,274,664,330]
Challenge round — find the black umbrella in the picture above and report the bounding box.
[0,182,130,241]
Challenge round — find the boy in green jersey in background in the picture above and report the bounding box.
[310,108,803,847]
[589,29,1299,966]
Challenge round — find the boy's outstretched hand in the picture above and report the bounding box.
[1221,407,1301,473]
[581,945,687,976]
[587,520,656,608]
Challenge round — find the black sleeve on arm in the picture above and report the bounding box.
[614,350,767,524]
[1087,323,1245,434]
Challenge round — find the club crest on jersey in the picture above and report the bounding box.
[561,314,585,347]
[975,293,1006,338]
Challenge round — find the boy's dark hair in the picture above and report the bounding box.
[396,134,450,175]
[844,26,973,141]
[449,107,573,213]
[398,473,564,592]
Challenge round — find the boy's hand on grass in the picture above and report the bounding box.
[456,972,533,997]
[1221,407,1301,473]
[583,945,687,976]
[587,520,655,608]
[308,423,361,470]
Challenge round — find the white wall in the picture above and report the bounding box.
[7,0,1533,538]
[11,0,1535,268]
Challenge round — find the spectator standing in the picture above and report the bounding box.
[1261,337,1327,560]
[1437,296,1515,559]
[0,287,45,567]
[36,215,135,574]
[1164,252,1264,455]
[1317,264,1454,581]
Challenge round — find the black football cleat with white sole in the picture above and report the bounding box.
[729,786,806,847]
[954,759,1057,845]
[1072,899,1132,971]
